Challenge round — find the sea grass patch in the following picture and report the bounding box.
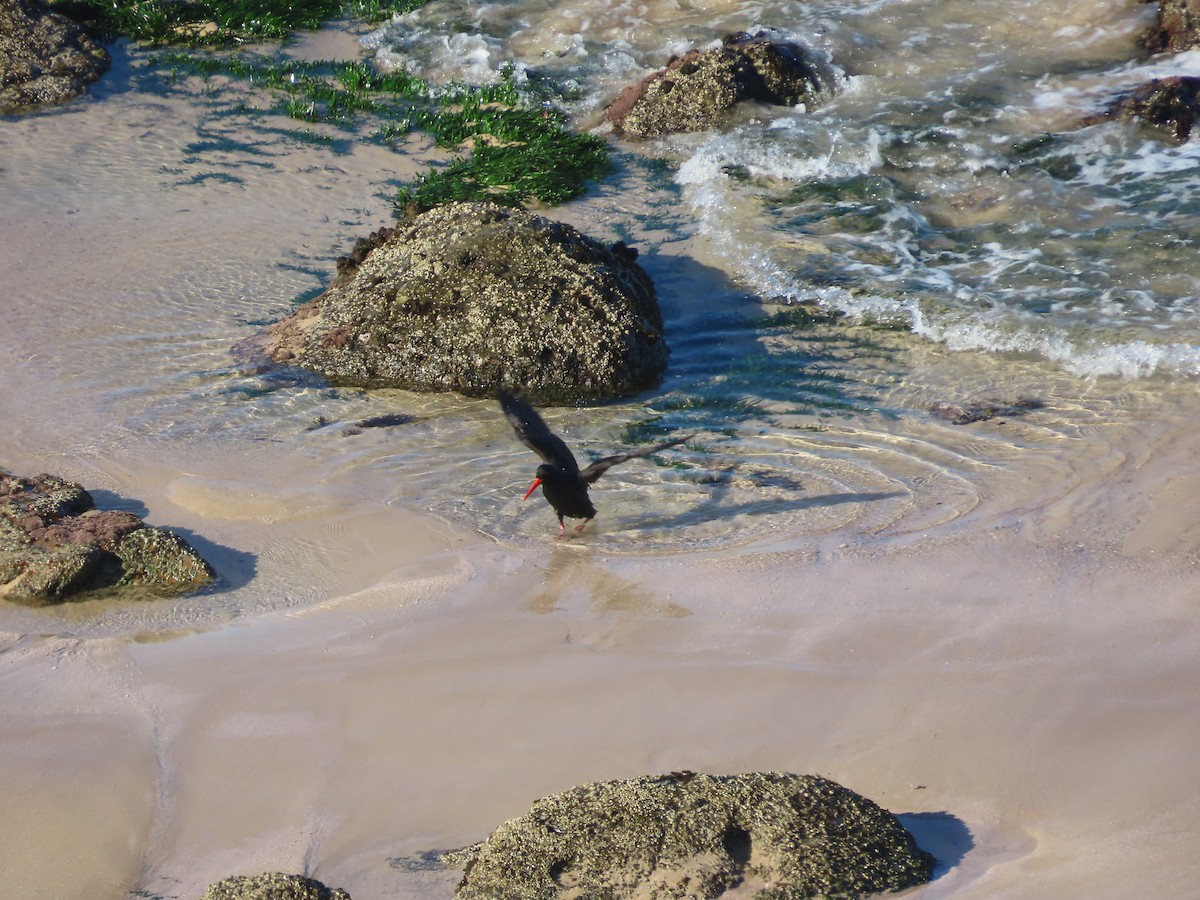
[58,0,422,45]
[146,51,610,210]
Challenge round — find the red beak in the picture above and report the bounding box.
[522,477,542,501]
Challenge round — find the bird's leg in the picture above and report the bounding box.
[555,516,567,539]
[574,517,593,533]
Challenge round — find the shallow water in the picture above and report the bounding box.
[3,4,1200,898]
[373,0,1200,376]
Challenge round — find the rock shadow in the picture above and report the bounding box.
[616,249,893,430]
[89,489,258,593]
[896,811,974,880]
[164,526,257,593]
[87,488,149,519]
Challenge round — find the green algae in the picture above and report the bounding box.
[400,128,611,209]
[60,0,609,212]
[57,0,427,46]
[148,50,610,210]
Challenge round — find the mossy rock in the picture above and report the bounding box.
[0,0,110,113]
[0,469,216,605]
[605,31,835,139]
[1084,76,1200,143]
[200,872,352,900]
[445,771,935,899]
[246,201,669,404]
[112,524,215,591]
[1140,0,1200,53]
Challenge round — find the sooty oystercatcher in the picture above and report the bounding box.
[499,390,693,536]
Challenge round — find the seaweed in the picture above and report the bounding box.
[69,0,610,210]
[150,51,611,209]
[399,127,611,209]
[58,0,430,45]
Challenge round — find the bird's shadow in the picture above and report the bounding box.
[621,489,907,532]
[897,811,975,881]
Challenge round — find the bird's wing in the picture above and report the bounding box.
[579,434,694,484]
[499,391,580,476]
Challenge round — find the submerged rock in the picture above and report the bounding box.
[244,201,668,404]
[1085,76,1200,141]
[1140,0,1200,53]
[605,31,835,139]
[200,872,351,900]
[0,0,110,113]
[929,397,1044,425]
[443,771,935,899]
[0,469,215,606]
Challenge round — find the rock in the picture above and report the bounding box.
[200,872,352,900]
[605,31,835,139]
[1085,76,1200,141]
[0,0,110,113]
[929,397,1044,425]
[444,771,935,899]
[1139,0,1200,53]
[0,469,215,606]
[244,201,669,404]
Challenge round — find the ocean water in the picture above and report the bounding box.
[363,0,1200,552]
[368,0,1200,376]
[2,0,1199,629]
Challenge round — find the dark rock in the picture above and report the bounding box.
[444,771,935,899]
[0,0,110,114]
[1084,76,1200,141]
[242,201,669,404]
[929,398,1044,425]
[605,31,835,139]
[1139,0,1200,53]
[200,872,352,900]
[354,413,412,428]
[0,469,215,606]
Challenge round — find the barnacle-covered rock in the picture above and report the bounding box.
[1085,75,1200,142]
[444,771,934,899]
[0,469,215,606]
[1140,0,1200,53]
[244,201,668,404]
[200,872,352,900]
[0,0,110,113]
[605,31,836,139]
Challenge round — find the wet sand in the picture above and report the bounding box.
[3,26,1200,900]
[4,513,1200,898]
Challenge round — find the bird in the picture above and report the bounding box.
[499,390,693,537]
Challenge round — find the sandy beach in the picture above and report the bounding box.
[4,11,1200,899]
[4,501,1200,898]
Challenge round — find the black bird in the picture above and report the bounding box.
[499,390,693,536]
